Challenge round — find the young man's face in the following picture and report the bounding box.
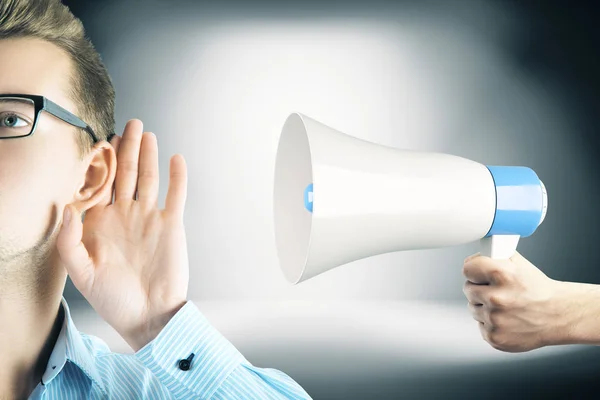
[0,37,92,264]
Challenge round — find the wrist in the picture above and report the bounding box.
[125,299,188,352]
[546,280,600,346]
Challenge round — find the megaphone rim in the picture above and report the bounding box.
[274,112,314,285]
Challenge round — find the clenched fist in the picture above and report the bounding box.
[462,251,575,352]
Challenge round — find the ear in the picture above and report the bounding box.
[70,140,118,214]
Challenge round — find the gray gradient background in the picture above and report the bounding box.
[59,0,600,398]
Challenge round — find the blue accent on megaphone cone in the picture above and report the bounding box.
[304,183,313,213]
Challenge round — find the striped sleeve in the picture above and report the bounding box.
[135,301,312,400]
[213,364,313,400]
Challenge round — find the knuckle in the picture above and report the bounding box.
[170,170,187,179]
[486,331,502,346]
[138,169,156,179]
[489,340,504,351]
[488,293,500,306]
[489,268,506,283]
[487,309,502,326]
[488,293,508,308]
[486,331,513,352]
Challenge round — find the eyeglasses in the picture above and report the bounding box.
[0,94,113,144]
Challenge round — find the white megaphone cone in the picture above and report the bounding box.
[273,113,548,284]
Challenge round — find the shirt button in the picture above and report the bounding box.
[178,353,195,371]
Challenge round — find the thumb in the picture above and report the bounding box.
[509,251,532,267]
[510,250,544,272]
[56,204,95,292]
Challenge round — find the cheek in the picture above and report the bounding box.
[0,146,77,246]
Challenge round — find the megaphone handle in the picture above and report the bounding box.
[479,235,520,259]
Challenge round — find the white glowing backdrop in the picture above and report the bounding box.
[63,2,594,392]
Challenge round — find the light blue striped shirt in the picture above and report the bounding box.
[27,297,312,399]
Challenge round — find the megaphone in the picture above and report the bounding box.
[273,113,548,284]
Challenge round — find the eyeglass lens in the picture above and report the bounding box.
[0,97,36,138]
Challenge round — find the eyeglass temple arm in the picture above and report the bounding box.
[43,97,100,143]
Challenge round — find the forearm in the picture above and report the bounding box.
[551,281,600,346]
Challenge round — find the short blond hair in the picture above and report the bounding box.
[0,0,115,159]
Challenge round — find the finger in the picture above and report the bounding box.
[137,132,159,207]
[463,256,510,285]
[468,302,486,323]
[164,154,187,220]
[55,204,95,293]
[109,135,122,204]
[478,321,493,339]
[463,280,487,305]
[115,120,144,202]
[462,257,490,284]
[111,134,122,164]
[464,252,481,264]
[97,135,121,208]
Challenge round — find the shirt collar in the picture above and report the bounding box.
[42,297,106,393]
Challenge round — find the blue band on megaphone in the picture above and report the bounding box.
[484,166,544,238]
[304,183,313,213]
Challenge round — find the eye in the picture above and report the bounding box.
[0,113,29,128]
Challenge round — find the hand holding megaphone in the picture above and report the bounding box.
[462,251,562,352]
[273,113,548,284]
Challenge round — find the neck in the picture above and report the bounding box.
[0,237,67,399]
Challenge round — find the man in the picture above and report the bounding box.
[0,0,311,398]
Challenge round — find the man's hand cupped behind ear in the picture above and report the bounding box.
[55,119,190,352]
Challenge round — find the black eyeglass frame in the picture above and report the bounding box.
[0,94,115,144]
